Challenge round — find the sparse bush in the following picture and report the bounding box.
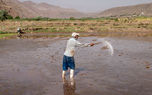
[69,17,75,20]
[114,18,119,22]
[7,15,13,19]
[15,16,20,19]
[34,16,42,21]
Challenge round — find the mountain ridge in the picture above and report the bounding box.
[0,0,88,18]
[98,2,152,17]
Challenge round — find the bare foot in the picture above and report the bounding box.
[62,77,67,84]
[70,78,75,86]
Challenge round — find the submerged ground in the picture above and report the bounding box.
[0,37,152,95]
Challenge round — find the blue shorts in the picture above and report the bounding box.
[62,55,75,71]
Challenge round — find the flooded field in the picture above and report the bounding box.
[0,37,152,95]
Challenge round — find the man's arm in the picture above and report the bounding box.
[75,40,94,47]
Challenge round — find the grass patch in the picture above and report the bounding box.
[0,31,11,34]
[0,33,16,39]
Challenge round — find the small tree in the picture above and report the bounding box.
[0,10,13,21]
[0,10,8,21]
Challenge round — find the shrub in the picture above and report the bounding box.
[6,15,13,19]
[0,10,8,21]
[0,10,14,21]
[69,17,75,20]
[15,16,20,19]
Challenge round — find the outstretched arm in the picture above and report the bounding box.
[75,40,94,47]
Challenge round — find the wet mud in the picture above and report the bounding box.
[0,37,152,95]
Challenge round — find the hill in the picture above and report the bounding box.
[98,2,152,17]
[0,0,88,18]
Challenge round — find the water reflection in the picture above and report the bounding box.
[63,79,77,95]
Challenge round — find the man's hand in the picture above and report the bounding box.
[90,43,95,46]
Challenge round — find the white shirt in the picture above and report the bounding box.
[64,38,90,57]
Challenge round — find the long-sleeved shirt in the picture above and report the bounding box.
[64,38,90,57]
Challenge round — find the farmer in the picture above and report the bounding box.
[62,32,94,81]
[17,27,23,37]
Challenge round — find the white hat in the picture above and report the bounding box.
[17,27,21,30]
[72,32,80,37]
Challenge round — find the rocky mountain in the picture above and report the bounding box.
[98,2,152,17]
[0,0,88,18]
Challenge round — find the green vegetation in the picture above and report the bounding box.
[10,16,120,21]
[0,31,7,34]
[0,10,13,21]
[15,16,20,19]
[1,14,152,39]
[0,31,16,39]
[1,10,152,22]
[0,33,16,39]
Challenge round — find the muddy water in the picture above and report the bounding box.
[0,37,152,95]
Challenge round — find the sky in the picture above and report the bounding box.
[20,0,152,13]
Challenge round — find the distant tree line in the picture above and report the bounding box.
[0,10,115,21]
[1,10,150,22]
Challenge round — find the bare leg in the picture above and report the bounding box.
[70,69,74,80]
[62,70,66,79]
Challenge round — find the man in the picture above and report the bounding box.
[62,32,94,81]
[17,27,23,37]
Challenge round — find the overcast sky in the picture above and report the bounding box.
[20,0,152,13]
